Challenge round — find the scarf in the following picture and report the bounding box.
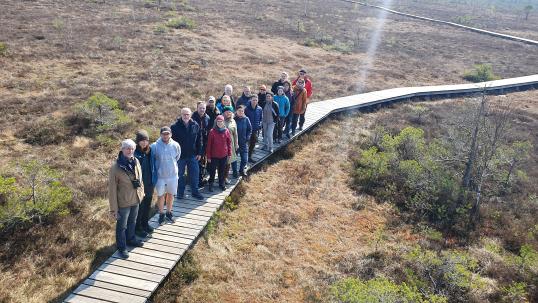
[117,151,135,174]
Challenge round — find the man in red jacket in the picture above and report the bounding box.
[292,69,313,131]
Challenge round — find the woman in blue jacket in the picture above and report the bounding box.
[273,86,290,143]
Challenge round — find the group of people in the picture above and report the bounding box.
[108,69,313,258]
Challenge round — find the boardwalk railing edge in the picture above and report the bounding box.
[63,74,538,303]
[338,0,538,46]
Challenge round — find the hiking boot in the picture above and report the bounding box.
[143,225,154,234]
[135,228,148,238]
[165,212,175,223]
[192,193,204,200]
[127,240,144,247]
[158,213,165,225]
[118,250,129,259]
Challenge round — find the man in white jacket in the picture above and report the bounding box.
[151,126,181,224]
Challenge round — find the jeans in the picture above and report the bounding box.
[135,187,153,231]
[299,113,306,128]
[177,156,200,197]
[262,121,275,151]
[248,130,259,159]
[291,114,300,133]
[116,204,139,251]
[284,113,293,135]
[198,156,206,185]
[208,157,227,186]
[276,117,286,140]
[238,143,248,173]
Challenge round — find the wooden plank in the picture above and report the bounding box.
[143,235,192,248]
[151,229,198,242]
[149,219,205,232]
[153,222,202,235]
[111,251,175,269]
[73,283,147,303]
[171,209,213,220]
[173,204,215,215]
[150,215,208,227]
[173,200,217,212]
[103,258,169,276]
[64,294,107,303]
[88,270,159,292]
[134,241,186,256]
[81,279,151,299]
[127,247,181,261]
[97,263,165,283]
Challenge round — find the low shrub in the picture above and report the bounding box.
[330,277,447,303]
[21,118,67,146]
[0,160,72,232]
[0,42,7,56]
[166,16,195,29]
[463,64,500,83]
[70,93,132,136]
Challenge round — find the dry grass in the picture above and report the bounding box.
[153,113,407,302]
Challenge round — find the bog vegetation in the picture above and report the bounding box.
[341,94,538,302]
[0,161,72,232]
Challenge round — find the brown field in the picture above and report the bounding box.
[375,0,538,40]
[0,0,536,302]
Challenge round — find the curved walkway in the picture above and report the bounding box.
[339,0,538,46]
[63,74,538,303]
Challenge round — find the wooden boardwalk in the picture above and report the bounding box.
[64,74,538,303]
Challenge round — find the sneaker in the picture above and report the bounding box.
[240,170,248,177]
[118,250,129,259]
[127,240,144,247]
[219,184,227,191]
[165,212,175,223]
[143,225,154,234]
[158,213,165,225]
[135,228,148,238]
[192,193,204,200]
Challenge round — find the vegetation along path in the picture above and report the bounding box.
[63,74,538,303]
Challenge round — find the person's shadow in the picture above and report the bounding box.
[48,243,116,303]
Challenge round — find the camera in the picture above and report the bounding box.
[131,179,141,189]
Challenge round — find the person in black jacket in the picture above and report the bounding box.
[191,101,210,187]
[258,84,268,108]
[134,130,154,237]
[206,96,220,129]
[271,72,289,95]
[171,107,204,200]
